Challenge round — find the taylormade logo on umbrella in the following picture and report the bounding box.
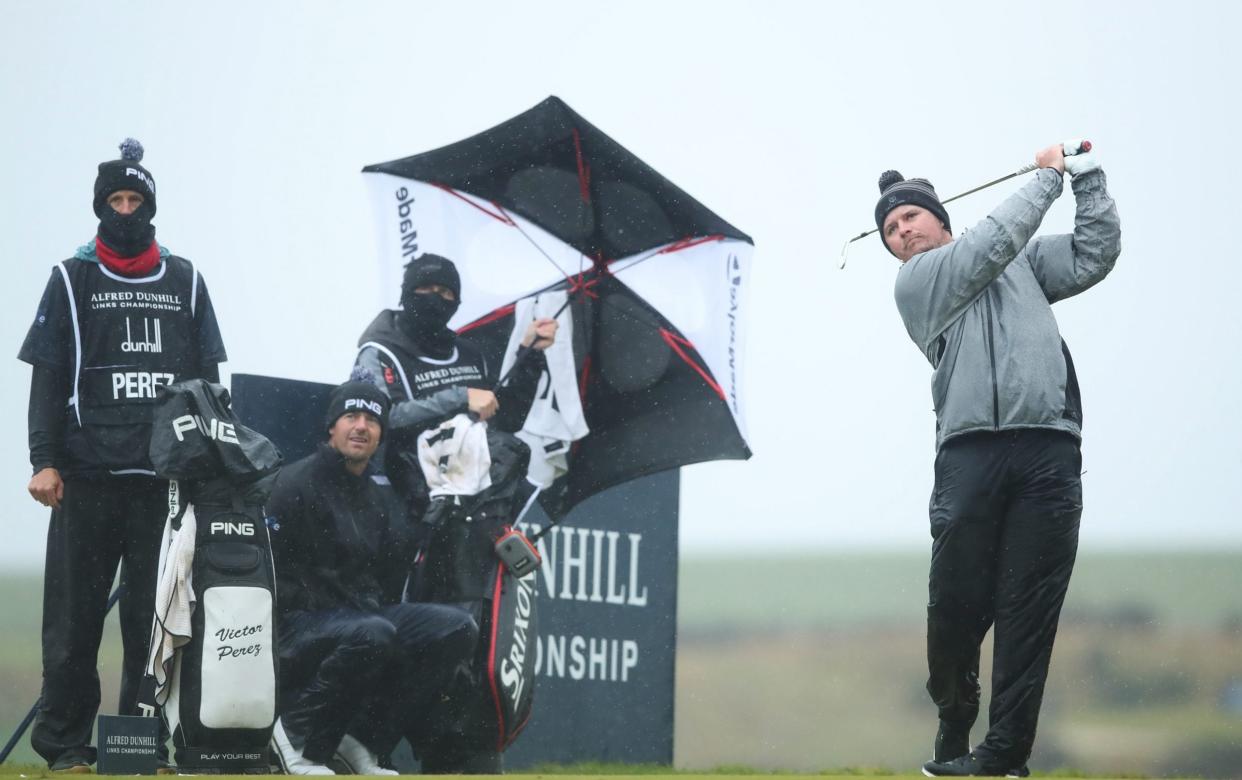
[727,253,742,415]
[394,187,419,258]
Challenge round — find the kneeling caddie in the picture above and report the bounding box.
[267,372,478,775]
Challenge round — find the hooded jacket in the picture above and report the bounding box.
[893,168,1120,450]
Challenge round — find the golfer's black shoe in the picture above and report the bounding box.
[934,720,971,762]
[921,753,1029,777]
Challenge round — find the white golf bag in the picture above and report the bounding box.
[140,380,283,772]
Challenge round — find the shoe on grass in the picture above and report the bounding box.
[50,751,93,774]
[934,720,971,762]
[922,753,1028,777]
[271,718,335,776]
[335,734,398,776]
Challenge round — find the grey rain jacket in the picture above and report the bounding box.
[894,168,1120,450]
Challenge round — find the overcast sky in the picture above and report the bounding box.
[2,0,1239,569]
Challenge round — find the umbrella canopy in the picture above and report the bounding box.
[363,96,751,260]
[362,96,753,515]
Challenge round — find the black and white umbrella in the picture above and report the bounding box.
[362,96,753,515]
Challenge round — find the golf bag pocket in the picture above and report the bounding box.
[199,583,274,728]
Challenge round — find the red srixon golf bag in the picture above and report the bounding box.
[411,418,538,762]
[484,559,539,750]
[141,380,283,772]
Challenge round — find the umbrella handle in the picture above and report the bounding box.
[492,295,575,391]
[495,345,535,391]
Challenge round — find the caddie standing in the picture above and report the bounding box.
[19,139,227,773]
[876,142,1120,776]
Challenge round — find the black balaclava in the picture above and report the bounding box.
[94,138,158,257]
[398,253,462,358]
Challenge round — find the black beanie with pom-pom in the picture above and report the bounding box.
[874,170,951,256]
[94,138,157,217]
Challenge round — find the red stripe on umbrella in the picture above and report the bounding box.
[457,303,516,334]
[660,328,725,401]
[431,182,516,226]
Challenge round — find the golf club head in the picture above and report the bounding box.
[839,229,875,269]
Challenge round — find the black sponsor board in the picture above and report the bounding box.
[230,374,677,767]
[97,715,159,775]
[504,475,677,767]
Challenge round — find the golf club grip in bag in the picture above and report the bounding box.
[162,482,279,772]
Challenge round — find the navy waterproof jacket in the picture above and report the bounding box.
[267,444,414,615]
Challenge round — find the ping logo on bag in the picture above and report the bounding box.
[209,521,255,537]
[171,414,239,444]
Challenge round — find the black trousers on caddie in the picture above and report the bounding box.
[278,603,478,764]
[926,429,1082,768]
[32,475,169,766]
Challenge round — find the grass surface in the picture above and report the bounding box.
[0,767,1168,779]
[2,551,1239,778]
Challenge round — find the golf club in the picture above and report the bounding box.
[838,140,1092,269]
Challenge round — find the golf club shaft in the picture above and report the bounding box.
[839,141,1092,268]
[0,587,125,764]
[940,164,1036,206]
[530,514,566,542]
[0,699,40,765]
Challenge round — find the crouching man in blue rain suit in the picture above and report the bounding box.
[266,373,478,775]
[876,141,1120,777]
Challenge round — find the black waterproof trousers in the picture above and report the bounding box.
[926,429,1082,768]
[32,475,168,766]
[278,603,478,764]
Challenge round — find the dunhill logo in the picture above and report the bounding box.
[121,317,162,353]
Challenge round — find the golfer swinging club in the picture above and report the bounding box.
[876,141,1120,777]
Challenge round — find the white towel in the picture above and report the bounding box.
[499,291,589,488]
[418,413,492,497]
[145,489,197,706]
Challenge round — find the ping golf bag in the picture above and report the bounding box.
[412,416,539,759]
[140,379,283,772]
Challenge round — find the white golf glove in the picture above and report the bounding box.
[1062,138,1100,177]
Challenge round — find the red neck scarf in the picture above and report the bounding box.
[96,237,160,277]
